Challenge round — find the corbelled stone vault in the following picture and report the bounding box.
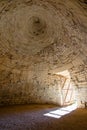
[0,0,87,107]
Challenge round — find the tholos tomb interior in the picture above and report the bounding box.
[0,0,87,130]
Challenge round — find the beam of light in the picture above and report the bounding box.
[50,109,70,116]
[44,113,61,119]
[56,70,70,78]
[61,103,77,112]
[44,102,77,119]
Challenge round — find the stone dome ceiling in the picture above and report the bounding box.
[0,0,87,71]
[0,0,87,107]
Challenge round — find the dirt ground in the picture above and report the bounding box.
[0,104,87,130]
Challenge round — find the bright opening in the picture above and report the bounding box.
[56,69,76,106]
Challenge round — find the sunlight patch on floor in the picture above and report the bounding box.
[44,102,77,119]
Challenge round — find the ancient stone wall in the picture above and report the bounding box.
[0,67,66,106]
[70,64,87,107]
[0,0,87,107]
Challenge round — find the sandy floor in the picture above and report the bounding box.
[0,104,87,130]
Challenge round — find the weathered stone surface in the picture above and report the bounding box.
[0,0,87,107]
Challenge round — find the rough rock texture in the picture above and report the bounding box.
[0,0,87,107]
